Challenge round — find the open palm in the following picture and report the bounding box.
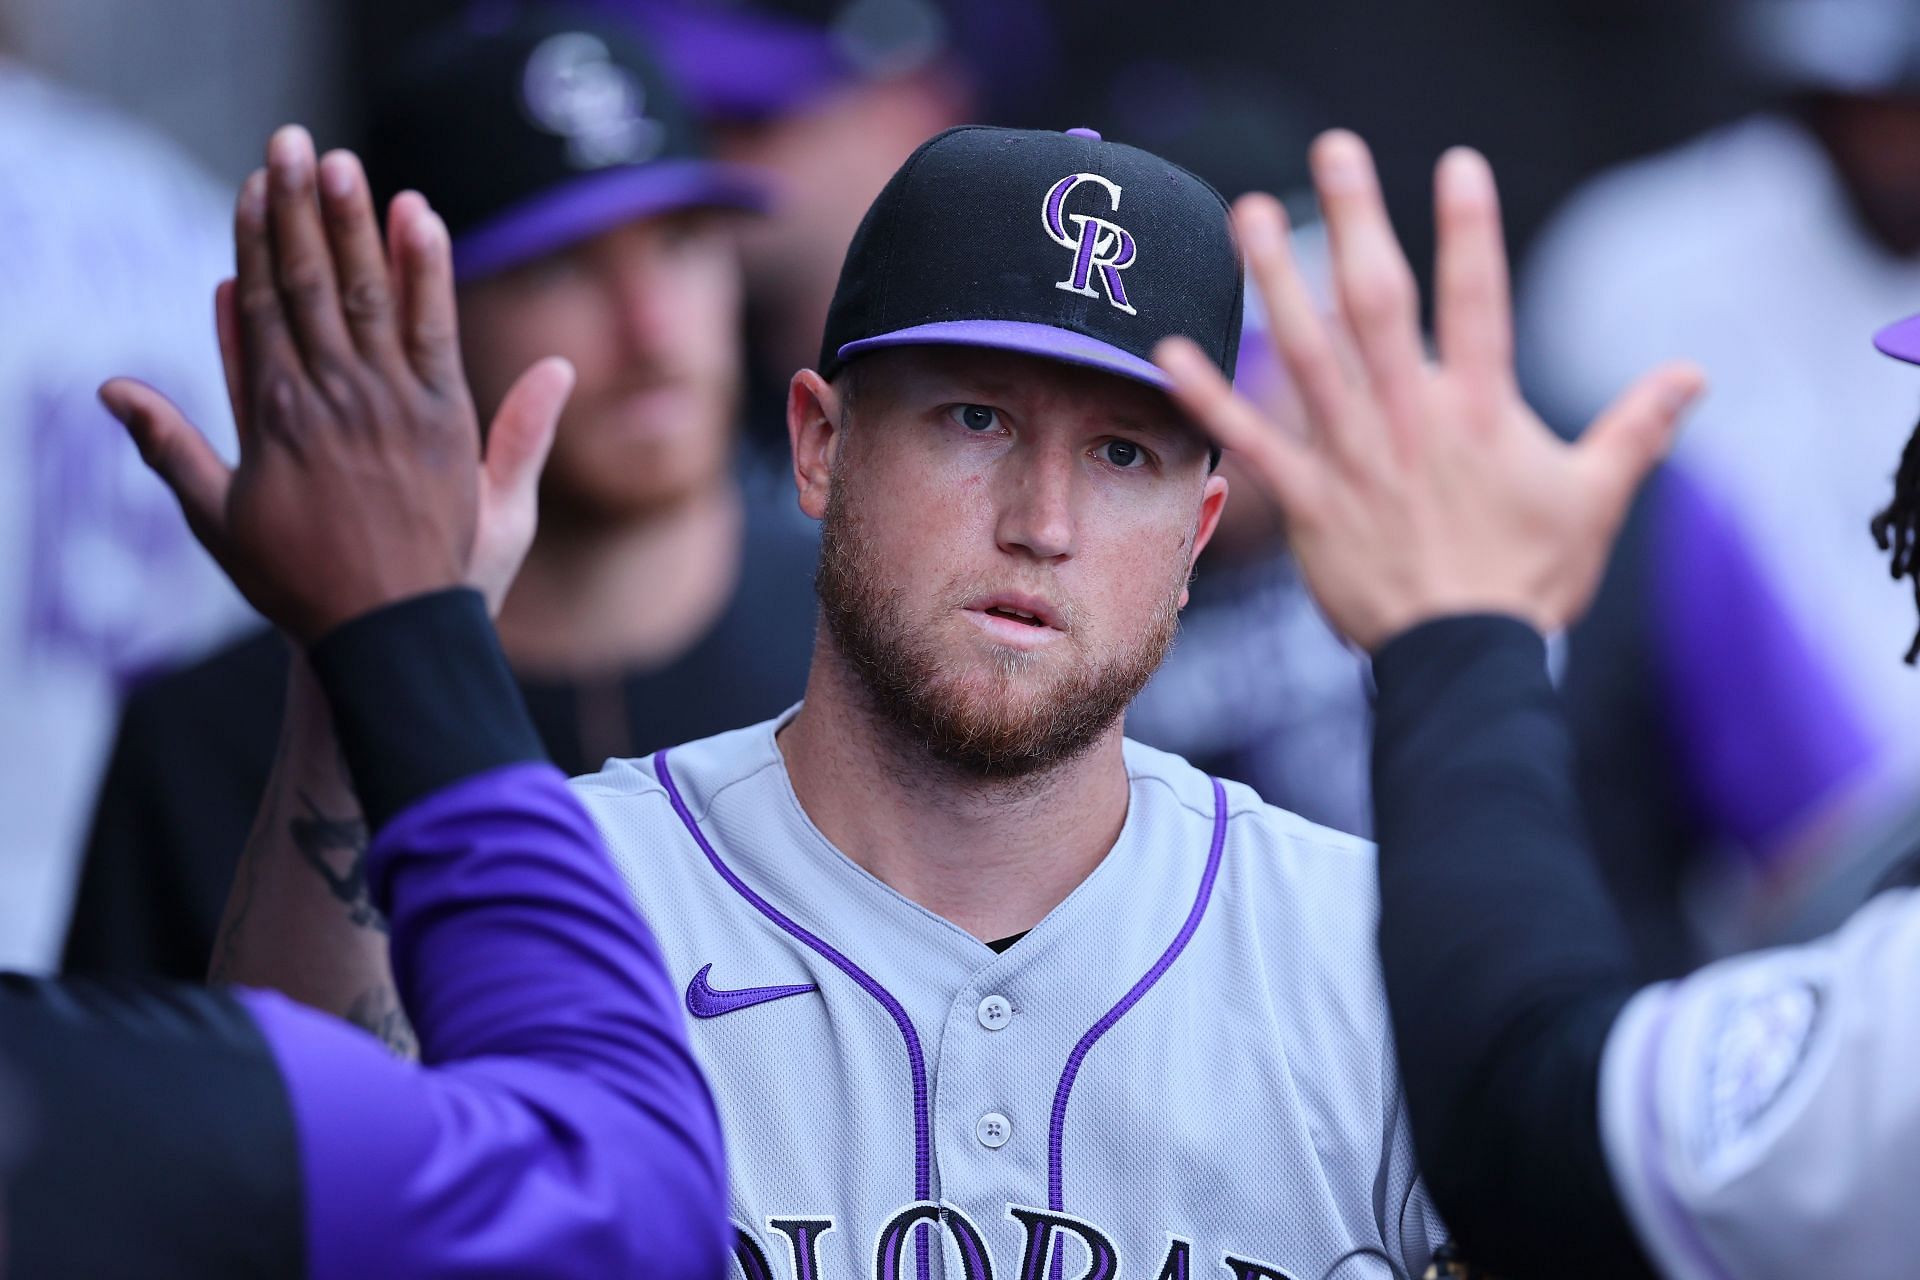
[1157,132,1704,653]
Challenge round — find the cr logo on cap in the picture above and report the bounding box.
[522,32,664,170]
[1043,172,1138,316]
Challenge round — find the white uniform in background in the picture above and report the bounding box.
[0,65,246,970]
[1520,115,1920,835]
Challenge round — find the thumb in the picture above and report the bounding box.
[483,356,573,510]
[1577,360,1705,514]
[101,377,233,552]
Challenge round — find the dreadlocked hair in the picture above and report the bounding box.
[1870,411,1920,664]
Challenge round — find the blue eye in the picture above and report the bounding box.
[1101,439,1146,468]
[951,404,1000,432]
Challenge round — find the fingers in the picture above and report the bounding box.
[389,191,463,392]
[213,278,248,443]
[484,357,574,503]
[100,378,233,551]
[385,191,415,344]
[1155,336,1318,516]
[264,125,356,369]
[1311,132,1428,425]
[1579,361,1707,514]
[470,358,573,614]
[1432,147,1514,392]
[233,168,303,395]
[1234,194,1351,435]
[317,149,404,368]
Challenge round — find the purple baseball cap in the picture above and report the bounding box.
[364,6,772,283]
[1875,311,1920,365]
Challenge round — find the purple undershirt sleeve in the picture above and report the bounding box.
[241,760,730,1280]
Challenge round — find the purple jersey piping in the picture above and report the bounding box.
[1048,777,1229,1212]
[654,748,934,1279]
[1631,988,1739,1280]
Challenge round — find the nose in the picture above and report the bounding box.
[609,266,674,360]
[993,441,1076,561]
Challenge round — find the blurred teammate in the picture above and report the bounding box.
[0,60,249,973]
[1164,112,1920,1277]
[1518,0,1920,966]
[4,146,727,1276]
[61,7,819,985]
[596,0,977,461]
[190,122,1456,1278]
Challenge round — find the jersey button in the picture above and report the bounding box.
[976,1112,1012,1149]
[977,995,1012,1030]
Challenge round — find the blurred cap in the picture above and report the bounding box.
[1740,0,1920,95]
[587,0,953,122]
[1875,310,1920,363]
[819,126,1243,393]
[364,4,771,282]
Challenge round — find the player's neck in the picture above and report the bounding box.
[495,478,744,676]
[778,645,1132,943]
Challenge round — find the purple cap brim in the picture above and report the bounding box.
[590,0,852,121]
[836,319,1175,390]
[452,159,772,282]
[1875,312,1920,365]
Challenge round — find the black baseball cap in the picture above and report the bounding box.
[363,5,771,283]
[819,125,1243,393]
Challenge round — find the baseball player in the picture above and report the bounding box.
[1159,119,1920,1279]
[159,120,1486,1278]
[15,192,730,1275]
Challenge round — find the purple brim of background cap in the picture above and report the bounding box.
[452,160,771,282]
[589,0,852,120]
[837,320,1175,390]
[1874,312,1920,365]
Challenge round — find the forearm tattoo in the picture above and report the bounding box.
[291,791,387,933]
[347,985,420,1059]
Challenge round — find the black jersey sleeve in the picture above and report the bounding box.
[1370,614,1655,1278]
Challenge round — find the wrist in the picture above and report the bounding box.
[307,588,545,829]
[1367,595,1554,655]
[295,565,469,643]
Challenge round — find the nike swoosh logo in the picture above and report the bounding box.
[685,963,819,1019]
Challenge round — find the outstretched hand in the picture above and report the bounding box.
[101,124,572,642]
[1157,132,1705,652]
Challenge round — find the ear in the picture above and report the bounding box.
[788,368,845,521]
[1180,473,1230,610]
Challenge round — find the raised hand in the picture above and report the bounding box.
[1156,131,1705,652]
[101,125,572,641]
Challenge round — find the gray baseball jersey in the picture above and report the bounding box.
[1601,885,1920,1279]
[573,711,1444,1280]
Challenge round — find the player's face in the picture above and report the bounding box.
[809,347,1228,776]
[458,210,744,524]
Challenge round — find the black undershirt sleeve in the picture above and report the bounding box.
[308,588,547,830]
[1369,615,1654,1278]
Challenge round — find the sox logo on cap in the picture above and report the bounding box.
[1043,173,1139,316]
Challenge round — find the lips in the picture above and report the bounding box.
[961,592,1066,649]
[966,592,1062,631]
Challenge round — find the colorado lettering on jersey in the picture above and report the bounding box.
[732,1205,1297,1280]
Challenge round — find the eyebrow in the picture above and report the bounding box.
[893,362,1199,449]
